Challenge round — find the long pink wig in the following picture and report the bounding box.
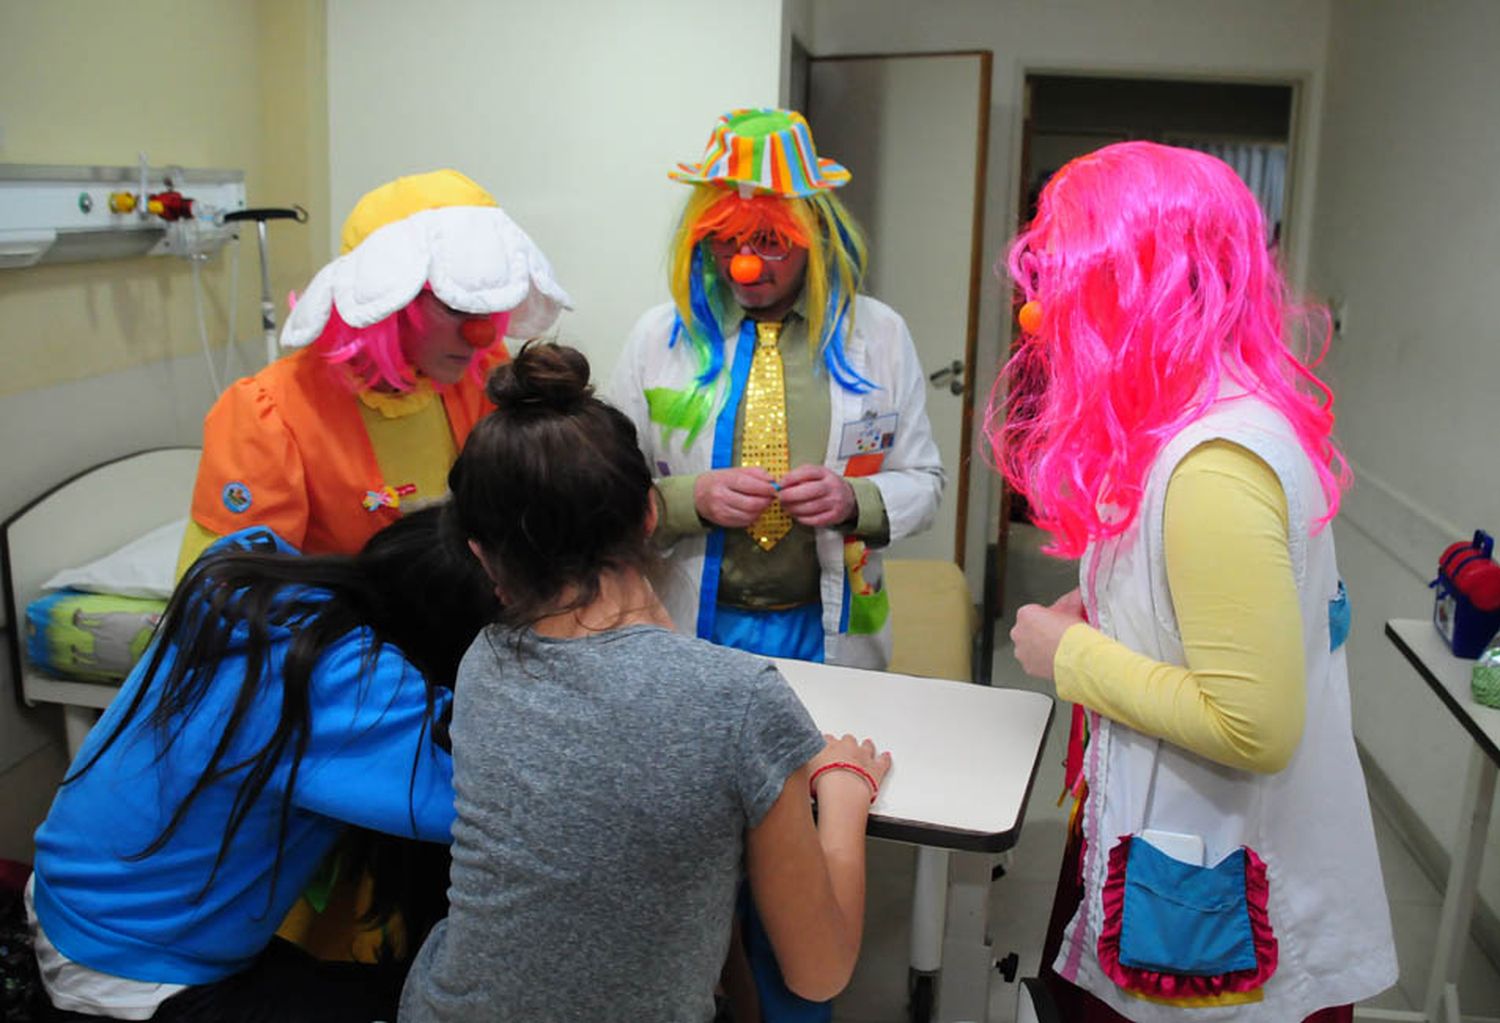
[989,141,1348,558]
[304,287,510,393]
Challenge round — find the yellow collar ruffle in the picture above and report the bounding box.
[358,379,439,419]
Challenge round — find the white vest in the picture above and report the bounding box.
[1055,397,1397,1020]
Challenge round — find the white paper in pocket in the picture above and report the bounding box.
[1140,829,1205,866]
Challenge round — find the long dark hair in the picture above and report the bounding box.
[67,507,496,916]
[447,341,656,628]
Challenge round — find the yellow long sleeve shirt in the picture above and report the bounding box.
[1053,440,1307,774]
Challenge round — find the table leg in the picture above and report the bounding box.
[1424,744,1497,1023]
[937,851,995,1023]
[908,847,950,1023]
[911,847,950,972]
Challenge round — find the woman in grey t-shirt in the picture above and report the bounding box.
[399,342,891,1023]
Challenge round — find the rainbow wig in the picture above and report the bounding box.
[305,287,510,394]
[664,185,870,438]
[988,141,1348,559]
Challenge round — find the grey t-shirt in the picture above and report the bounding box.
[399,624,824,1023]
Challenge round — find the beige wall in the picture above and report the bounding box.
[256,0,334,302]
[1309,0,1500,942]
[0,0,330,400]
[0,0,329,799]
[2,1,253,397]
[0,0,329,518]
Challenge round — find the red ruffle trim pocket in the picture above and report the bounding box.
[1096,835,1279,1001]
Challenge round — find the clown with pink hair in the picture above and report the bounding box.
[177,169,570,574]
[994,142,1396,1021]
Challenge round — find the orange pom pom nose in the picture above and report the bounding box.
[729,252,764,284]
[1018,300,1044,334]
[460,318,497,349]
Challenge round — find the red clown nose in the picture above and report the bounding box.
[1018,300,1044,334]
[460,318,497,349]
[729,252,763,284]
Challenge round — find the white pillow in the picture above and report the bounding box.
[42,517,188,599]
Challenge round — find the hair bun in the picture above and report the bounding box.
[486,341,593,412]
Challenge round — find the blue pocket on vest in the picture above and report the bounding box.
[1329,580,1351,652]
[1118,839,1257,976]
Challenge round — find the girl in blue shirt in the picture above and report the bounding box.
[30,507,496,1022]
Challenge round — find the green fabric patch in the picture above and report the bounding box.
[646,386,714,448]
[646,387,710,431]
[846,587,890,636]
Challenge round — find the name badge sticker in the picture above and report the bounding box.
[838,411,898,460]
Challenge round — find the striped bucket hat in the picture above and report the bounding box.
[669,108,851,198]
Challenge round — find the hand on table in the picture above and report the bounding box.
[694,468,778,528]
[1010,588,1089,682]
[809,733,892,805]
[778,465,857,528]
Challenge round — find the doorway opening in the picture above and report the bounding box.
[1008,72,1296,524]
[805,50,993,570]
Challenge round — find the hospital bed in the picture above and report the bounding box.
[2,447,200,756]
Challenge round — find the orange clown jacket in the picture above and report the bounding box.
[187,347,501,557]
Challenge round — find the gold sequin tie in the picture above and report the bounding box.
[741,321,793,550]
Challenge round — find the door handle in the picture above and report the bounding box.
[928,359,964,396]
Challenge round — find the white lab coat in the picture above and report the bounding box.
[608,296,945,668]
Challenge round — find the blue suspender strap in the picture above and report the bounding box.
[695,318,759,641]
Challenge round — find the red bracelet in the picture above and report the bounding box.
[808,761,879,804]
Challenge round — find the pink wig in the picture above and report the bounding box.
[989,141,1348,558]
[304,287,510,393]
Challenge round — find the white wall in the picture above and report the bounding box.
[326,0,785,377]
[809,0,1334,595]
[1309,0,1500,932]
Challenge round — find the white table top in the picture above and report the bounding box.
[773,658,1055,853]
[1386,618,1500,765]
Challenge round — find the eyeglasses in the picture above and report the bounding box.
[707,232,797,262]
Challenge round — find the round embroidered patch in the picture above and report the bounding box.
[222,482,253,514]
